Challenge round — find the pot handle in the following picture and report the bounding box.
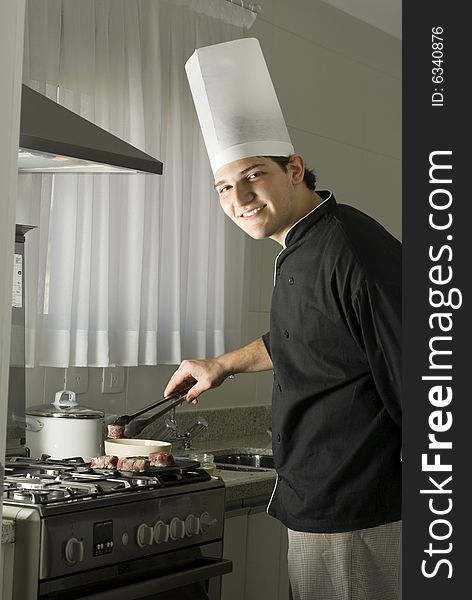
[25,415,44,432]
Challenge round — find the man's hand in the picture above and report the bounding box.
[164,358,229,404]
[164,337,273,405]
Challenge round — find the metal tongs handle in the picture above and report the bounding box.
[113,384,193,427]
[124,395,188,438]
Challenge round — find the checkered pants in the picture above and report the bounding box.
[287,520,401,600]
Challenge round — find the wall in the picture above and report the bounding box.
[1,0,26,588]
[21,0,401,418]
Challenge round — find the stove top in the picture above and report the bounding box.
[3,456,212,508]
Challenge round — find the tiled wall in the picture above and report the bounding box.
[22,0,401,417]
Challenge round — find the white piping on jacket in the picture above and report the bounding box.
[272,192,332,286]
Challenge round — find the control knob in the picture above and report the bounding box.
[169,517,186,540]
[64,537,84,566]
[136,523,154,548]
[185,514,200,537]
[154,520,169,544]
[199,511,215,534]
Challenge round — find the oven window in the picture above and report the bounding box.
[38,548,230,600]
[40,572,220,600]
[136,581,210,600]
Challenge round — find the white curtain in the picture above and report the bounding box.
[20,0,254,367]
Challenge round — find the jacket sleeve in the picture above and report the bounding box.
[262,331,271,359]
[350,279,402,427]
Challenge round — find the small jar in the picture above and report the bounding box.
[187,451,216,476]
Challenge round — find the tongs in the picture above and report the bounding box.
[112,384,194,430]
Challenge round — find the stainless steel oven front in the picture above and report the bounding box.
[3,462,231,600]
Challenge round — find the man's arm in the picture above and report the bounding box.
[164,337,272,403]
[352,280,402,426]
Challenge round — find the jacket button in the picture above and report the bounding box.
[284,330,290,338]
[277,434,281,442]
[288,277,294,285]
[277,383,282,392]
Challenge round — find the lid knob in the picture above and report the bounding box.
[54,390,78,408]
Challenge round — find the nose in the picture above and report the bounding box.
[232,181,254,207]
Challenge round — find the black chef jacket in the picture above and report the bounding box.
[263,192,401,533]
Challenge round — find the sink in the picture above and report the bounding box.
[213,453,274,471]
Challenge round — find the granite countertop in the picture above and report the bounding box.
[190,434,276,509]
[216,467,276,507]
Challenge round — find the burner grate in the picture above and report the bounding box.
[3,456,211,506]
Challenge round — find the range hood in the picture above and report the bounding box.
[18,85,163,174]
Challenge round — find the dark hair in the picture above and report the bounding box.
[265,155,317,190]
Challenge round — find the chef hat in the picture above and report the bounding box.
[185,37,294,174]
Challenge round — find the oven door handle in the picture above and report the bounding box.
[49,557,232,600]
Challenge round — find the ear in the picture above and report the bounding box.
[288,154,305,185]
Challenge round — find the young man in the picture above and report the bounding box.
[165,38,402,599]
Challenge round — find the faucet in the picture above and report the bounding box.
[126,399,208,450]
[169,407,208,450]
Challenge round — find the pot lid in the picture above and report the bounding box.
[26,390,104,419]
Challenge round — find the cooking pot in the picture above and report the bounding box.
[25,390,105,461]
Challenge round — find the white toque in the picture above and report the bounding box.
[185,37,294,174]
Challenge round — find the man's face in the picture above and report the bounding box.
[214,156,298,243]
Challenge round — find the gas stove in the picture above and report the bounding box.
[2,456,231,600]
[3,456,212,512]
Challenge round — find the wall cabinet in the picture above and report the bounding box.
[222,505,290,600]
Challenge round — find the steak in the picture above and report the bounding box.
[149,451,176,467]
[90,455,119,469]
[116,456,150,472]
[107,424,126,439]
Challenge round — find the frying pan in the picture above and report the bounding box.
[93,457,201,477]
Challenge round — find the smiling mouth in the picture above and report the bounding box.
[240,204,267,218]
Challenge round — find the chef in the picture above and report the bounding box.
[165,38,402,600]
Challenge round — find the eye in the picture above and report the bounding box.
[217,185,231,195]
[247,171,263,181]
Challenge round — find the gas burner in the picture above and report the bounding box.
[12,489,51,503]
[44,489,70,501]
[3,477,95,503]
[12,474,48,489]
[132,476,157,487]
[4,458,78,479]
[42,467,67,477]
[3,456,213,508]
[7,456,87,469]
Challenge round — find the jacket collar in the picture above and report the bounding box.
[283,191,335,247]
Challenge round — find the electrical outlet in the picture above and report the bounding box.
[102,367,125,394]
[64,367,89,394]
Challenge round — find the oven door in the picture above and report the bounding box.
[38,542,232,600]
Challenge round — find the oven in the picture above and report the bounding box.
[2,457,232,600]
